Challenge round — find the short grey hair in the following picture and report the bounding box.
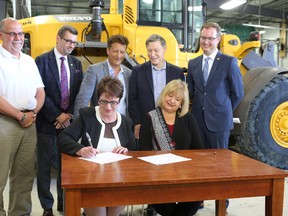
[0,17,18,31]
[145,34,166,47]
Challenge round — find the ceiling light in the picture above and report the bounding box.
[220,0,247,10]
[143,0,153,4]
[188,6,202,12]
[242,23,288,31]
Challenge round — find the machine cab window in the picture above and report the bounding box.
[138,0,204,52]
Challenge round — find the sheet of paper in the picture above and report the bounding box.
[138,153,191,165]
[80,152,132,164]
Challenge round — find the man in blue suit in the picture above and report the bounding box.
[129,34,184,140]
[187,22,244,150]
[188,21,244,213]
[35,25,83,216]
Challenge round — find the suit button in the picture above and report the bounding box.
[202,107,204,110]
[204,93,207,95]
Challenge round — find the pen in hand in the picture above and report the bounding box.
[85,132,96,158]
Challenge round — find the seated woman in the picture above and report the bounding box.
[58,76,136,216]
[139,79,204,216]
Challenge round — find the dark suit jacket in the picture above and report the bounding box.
[128,61,184,125]
[187,51,244,132]
[35,49,83,135]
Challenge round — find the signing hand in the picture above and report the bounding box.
[76,146,99,158]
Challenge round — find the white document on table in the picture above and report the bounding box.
[80,152,132,164]
[138,153,191,165]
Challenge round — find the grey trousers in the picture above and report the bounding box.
[0,114,36,216]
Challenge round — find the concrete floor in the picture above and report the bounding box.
[3,171,288,216]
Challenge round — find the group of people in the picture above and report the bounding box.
[0,16,244,216]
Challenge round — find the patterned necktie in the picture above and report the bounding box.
[60,57,69,110]
[203,56,210,86]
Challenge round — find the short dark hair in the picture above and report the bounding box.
[201,22,221,37]
[96,76,124,100]
[145,34,166,47]
[57,25,78,38]
[107,34,129,49]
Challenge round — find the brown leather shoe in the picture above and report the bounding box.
[43,209,54,216]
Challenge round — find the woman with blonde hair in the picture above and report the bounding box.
[139,79,204,216]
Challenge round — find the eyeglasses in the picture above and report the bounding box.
[2,31,25,37]
[199,36,218,42]
[61,37,78,46]
[98,100,119,107]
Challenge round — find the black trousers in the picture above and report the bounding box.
[152,201,202,216]
[37,131,63,210]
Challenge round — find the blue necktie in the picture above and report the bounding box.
[203,57,210,86]
[60,57,69,110]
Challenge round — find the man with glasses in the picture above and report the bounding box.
[35,25,83,216]
[188,21,243,149]
[74,34,131,118]
[187,22,244,212]
[0,17,45,216]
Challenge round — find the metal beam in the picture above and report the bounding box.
[205,0,288,20]
[0,0,7,20]
[13,0,31,19]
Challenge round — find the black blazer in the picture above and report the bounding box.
[35,49,83,134]
[58,107,136,155]
[139,111,204,150]
[128,61,184,125]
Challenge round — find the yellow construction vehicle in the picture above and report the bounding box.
[16,0,288,169]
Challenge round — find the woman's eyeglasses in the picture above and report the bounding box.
[98,100,119,107]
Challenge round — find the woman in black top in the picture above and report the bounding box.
[139,79,204,216]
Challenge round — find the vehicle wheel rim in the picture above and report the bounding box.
[270,101,288,148]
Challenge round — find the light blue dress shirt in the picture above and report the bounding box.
[107,60,126,115]
[152,62,167,105]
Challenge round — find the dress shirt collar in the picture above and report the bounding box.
[151,61,167,71]
[203,49,218,62]
[54,47,67,60]
[106,59,123,77]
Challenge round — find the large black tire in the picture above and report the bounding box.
[237,74,288,169]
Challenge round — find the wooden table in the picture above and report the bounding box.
[62,149,287,216]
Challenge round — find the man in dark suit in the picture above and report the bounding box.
[187,22,244,150]
[129,34,184,140]
[129,33,184,216]
[35,25,83,216]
